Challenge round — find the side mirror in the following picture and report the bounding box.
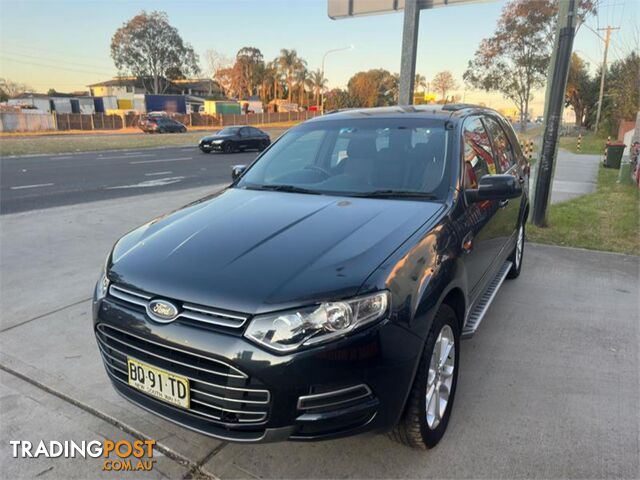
[231,165,247,181]
[466,174,522,203]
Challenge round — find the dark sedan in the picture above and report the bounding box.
[139,116,187,134]
[94,105,529,449]
[199,126,271,153]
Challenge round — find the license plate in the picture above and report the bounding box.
[127,358,190,409]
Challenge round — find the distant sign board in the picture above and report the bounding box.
[328,0,483,19]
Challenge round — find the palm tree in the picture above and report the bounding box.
[306,69,328,106]
[415,73,427,94]
[296,67,309,106]
[277,49,307,102]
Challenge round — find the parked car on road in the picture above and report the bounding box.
[139,116,187,134]
[94,105,529,449]
[199,126,271,153]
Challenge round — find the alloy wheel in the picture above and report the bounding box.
[426,324,456,429]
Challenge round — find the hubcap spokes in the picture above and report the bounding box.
[426,325,455,429]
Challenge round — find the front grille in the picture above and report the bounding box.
[108,284,248,329]
[96,323,270,425]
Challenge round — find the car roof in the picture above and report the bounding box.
[307,104,504,124]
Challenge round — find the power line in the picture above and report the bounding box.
[0,56,113,77]
[0,50,114,71]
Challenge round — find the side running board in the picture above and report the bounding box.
[462,261,512,339]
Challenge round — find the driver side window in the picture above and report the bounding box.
[463,117,494,189]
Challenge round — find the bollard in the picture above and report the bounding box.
[577,133,582,152]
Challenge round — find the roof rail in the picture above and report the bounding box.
[441,103,480,112]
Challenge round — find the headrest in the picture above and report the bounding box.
[347,136,377,159]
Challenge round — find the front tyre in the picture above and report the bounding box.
[506,223,525,279]
[223,142,234,154]
[390,304,460,449]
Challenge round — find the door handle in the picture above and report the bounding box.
[499,199,509,208]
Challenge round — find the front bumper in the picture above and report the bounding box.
[199,142,223,151]
[93,295,423,443]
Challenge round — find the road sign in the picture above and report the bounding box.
[328,0,482,19]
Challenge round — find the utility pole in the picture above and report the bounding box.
[594,26,619,133]
[532,0,577,227]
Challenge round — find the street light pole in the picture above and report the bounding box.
[320,45,353,114]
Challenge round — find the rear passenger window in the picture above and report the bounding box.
[463,117,495,188]
[483,117,515,173]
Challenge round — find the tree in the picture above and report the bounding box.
[203,49,233,96]
[0,78,33,98]
[111,11,200,94]
[415,73,427,94]
[565,53,598,127]
[324,88,355,111]
[347,69,397,107]
[306,69,328,106]
[463,0,595,130]
[599,51,640,133]
[277,49,306,102]
[296,67,309,106]
[432,71,457,102]
[235,47,264,98]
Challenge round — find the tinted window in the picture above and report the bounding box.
[463,117,495,189]
[219,127,240,135]
[483,117,515,172]
[249,127,262,136]
[237,118,451,198]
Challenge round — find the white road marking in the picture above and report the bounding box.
[129,157,192,165]
[106,176,185,189]
[11,183,54,190]
[55,156,73,160]
[180,148,195,152]
[145,171,173,176]
[99,153,152,159]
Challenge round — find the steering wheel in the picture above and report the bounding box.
[303,165,331,179]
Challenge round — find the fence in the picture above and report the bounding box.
[55,113,123,131]
[1,110,322,133]
[0,112,56,133]
[217,110,321,126]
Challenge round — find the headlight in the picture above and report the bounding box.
[244,291,389,353]
[95,253,111,301]
[212,139,224,144]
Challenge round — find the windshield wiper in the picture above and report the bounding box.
[241,184,321,195]
[350,190,439,199]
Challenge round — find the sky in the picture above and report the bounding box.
[0,0,637,115]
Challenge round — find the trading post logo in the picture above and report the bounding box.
[10,439,156,472]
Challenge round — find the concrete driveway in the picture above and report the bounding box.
[1,186,638,479]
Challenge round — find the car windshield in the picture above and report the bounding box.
[236,118,451,199]
[218,127,240,135]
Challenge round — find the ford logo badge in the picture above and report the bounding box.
[147,299,179,323]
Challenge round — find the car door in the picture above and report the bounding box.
[238,127,252,149]
[459,116,505,298]
[482,116,523,259]
[250,127,264,148]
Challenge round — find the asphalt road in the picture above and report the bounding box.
[0,146,259,214]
